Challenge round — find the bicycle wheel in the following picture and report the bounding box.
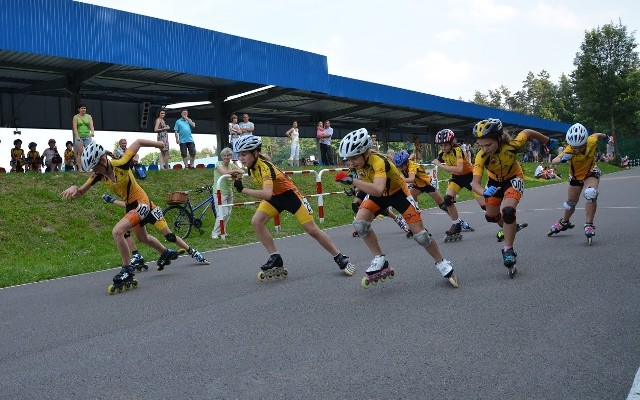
[163,205,193,239]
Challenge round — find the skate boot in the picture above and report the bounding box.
[108,265,138,295]
[394,215,413,238]
[497,223,529,242]
[361,255,394,288]
[584,223,595,245]
[156,249,179,271]
[334,253,357,276]
[502,248,518,278]
[547,219,575,237]
[435,259,459,288]
[189,247,210,265]
[460,220,475,232]
[130,252,148,272]
[258,253,287,281]
[444,222,463,242]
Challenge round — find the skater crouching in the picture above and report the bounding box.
[336,128,459,288]
[61,140,209,292]
[547,123,607,244]
[471,119,558,277]
[231,135,356,279]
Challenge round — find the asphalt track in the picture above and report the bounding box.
[1,168,639,400]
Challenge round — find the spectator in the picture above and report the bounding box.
[238,113,254,136]
[318,119,334,166]
[72,103,95,171]
[541,143,551,163]
[63,140,75,171]
[113,138,127,159]
[228,114,242,166]
[154,109,170,170]
[531,139,540,162]
[534,162,547,179]
[413,135,423,163]
[42,139,62,172]
[285,120,300,167]
[10,139,26,173]
[606,135,615,159]
[211,147,243,239]
[25,142,42,172]
[174,108,197,168]
[385,148,395,160]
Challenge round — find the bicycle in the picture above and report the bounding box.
[164,185,217,239]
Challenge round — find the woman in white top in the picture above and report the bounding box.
[285,120,300,167]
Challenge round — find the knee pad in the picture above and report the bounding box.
[502,206,516,224]
[443,194,455,207]
[413,229,432,247]
[563,200,577,211]
[164,233,177,243]
[584,187,598,202]
[124,231,131,239]
[485,213,501,223]
[353,220,371,238]
[351,202,360,214]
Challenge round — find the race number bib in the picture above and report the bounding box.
[136,204,151,219]
[301,198,314,214]
[407,195,421,212]
[151,206,164,220]
[510,177,524,195]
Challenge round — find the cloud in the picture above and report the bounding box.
[527,2,582,31]
[435,29,466,44]
[448,0,518,30]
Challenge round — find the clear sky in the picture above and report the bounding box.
[2,1,638,171]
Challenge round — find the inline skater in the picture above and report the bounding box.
[231,134,356,280]
[471,119,557,278]
[431,129,485,235]
[547,123,607,245]
[61,140,209,293]
[336,128,459,288]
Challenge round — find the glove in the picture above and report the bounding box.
[334,171,353,185]
[233,178,244,193]
[548,138,559,151]
[483,186,499,197]
[560,154,572,163]
[102,194,116,204]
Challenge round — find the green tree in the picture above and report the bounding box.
[572,21,640,135]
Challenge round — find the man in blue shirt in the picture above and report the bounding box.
[174,108,197,168]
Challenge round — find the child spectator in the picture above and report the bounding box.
[10,139,25,173]
[25,142,42,172]
[42,139,63,172]
[64,141,75,171]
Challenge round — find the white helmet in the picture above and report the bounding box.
[233,134,261,153]
[81,141,105,172]
[566,123,588,147]
[338,128,372,158]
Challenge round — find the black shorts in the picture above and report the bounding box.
[412,184,435,194]
[449,172,473,191]
[179,142,196,158]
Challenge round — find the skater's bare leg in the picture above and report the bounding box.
[252,210,277,253]
[562,185,582,222]
[112,218,135,265]
[409,221,444,262]
[302,220,341,256]
[355,208,383,255]
[583,177,599,223]
[501,197,519,248]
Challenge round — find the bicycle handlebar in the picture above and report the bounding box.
[192,185,213,194]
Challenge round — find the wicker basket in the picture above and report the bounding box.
[166,191,188,205]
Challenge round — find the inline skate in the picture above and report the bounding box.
[444,222,463,243]
[361,255,394,288]
[584,223,595,245]
[460,220,475,232]
[547,219,574,237]
[130,252,149,272]
[258,253,287,281]
[156,248,179,271]
[334,253,357,276]
[189,247,210,264]
[108,265,138,295]
[435,259,459,288]
[502,248,517,279]
[497,223,528,242]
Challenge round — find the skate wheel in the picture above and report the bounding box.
[132,278,138,288]
[587,237,593,246]
[547,231,554,237]
[108,284,116,295]
[117,286,123,293]
[281,268,288,278]
[388,269,395,279]
[509,267,517,279]
[257,271,266,281]
[352,231,359,237]
[448,276,459,288]
[360,277,370,289]
[124,282,131,290]
[266,269,274,280]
